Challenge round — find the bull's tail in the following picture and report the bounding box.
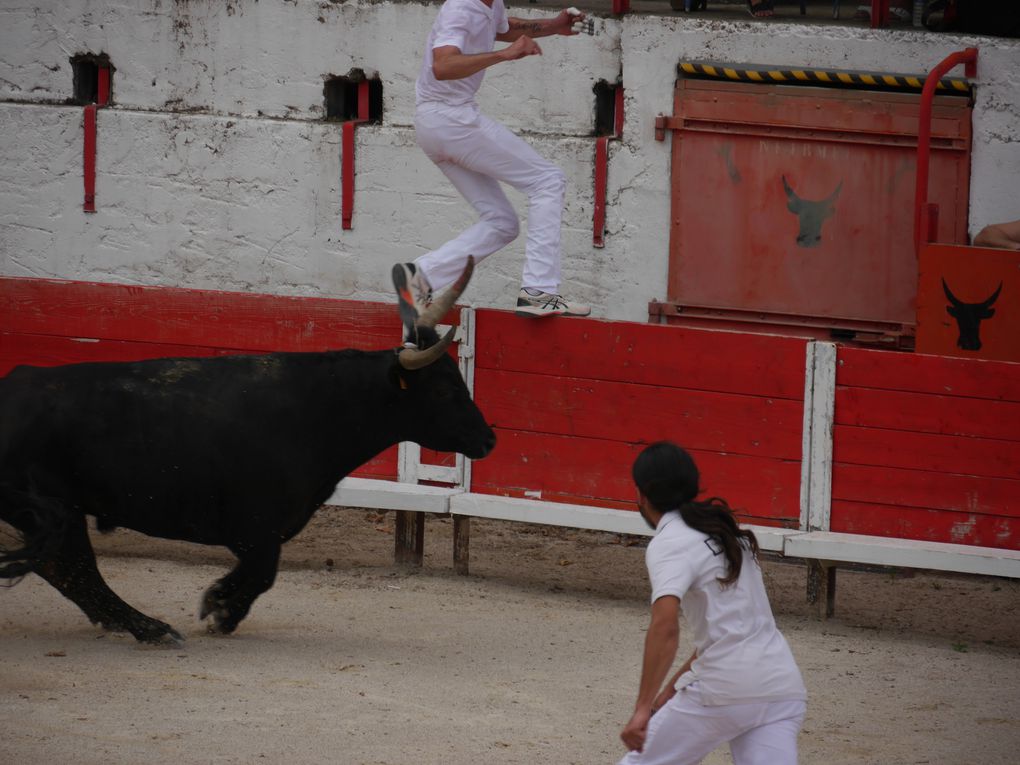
[0,486,67,580]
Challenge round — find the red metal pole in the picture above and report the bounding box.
[913,47,978,256]
[612,0,630,14]
[357,79,369,122]
[593,136,609,248]
[83,105,97,213]
[97,66,110,106]
[341,120,355,230]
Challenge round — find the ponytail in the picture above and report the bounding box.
[633,442,759,586]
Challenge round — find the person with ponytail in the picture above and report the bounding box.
[618,441,807,765]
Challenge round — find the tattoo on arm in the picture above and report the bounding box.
[508,19,543,34]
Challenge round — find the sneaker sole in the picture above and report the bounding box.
[514,307,590,319]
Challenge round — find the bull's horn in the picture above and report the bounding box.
[398,326,456,370]
[781,175,802,212]
[980,281,1003,309]
[825,180,844,204]
[942,278,963,307]
[417,256,474,330]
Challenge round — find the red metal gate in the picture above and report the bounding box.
[653,78,972,344]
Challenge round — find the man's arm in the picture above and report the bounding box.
[496,10,583,42]
[431,37,540,81]
[619,595,680,753]
[973,219,1020,251]
[431,10,583,81]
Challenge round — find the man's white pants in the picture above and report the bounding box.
[618,684,806,765]
[414,102,565,294]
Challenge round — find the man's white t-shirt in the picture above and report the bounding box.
[647,512,807,707]
[416,0,510,108]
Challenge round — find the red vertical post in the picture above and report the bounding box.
[357,79,369,122]
[97,65,110,106]
[913,47,977,256]
[83,105,97,213]
[341,120,356,231]
[594,85,624,248]
[612,0,630,14]
[593,137,609,248]
[341,80,372,231]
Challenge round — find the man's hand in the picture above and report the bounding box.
[555,8,586,36]
[620,706,652,752]
[501,35,542,61]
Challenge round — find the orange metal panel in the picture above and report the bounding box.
[665,80,971,336]
[917,242,1020,362]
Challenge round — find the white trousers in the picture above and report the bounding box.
[618,684,807,765]
[413,102,565,294]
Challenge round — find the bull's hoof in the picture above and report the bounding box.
[199,584,238,634]
[100,616,184,646]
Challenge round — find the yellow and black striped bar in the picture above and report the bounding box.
[678,60,972,95]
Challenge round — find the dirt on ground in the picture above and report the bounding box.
[2,509,1019,764]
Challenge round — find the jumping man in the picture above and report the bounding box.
[393,0,591,323]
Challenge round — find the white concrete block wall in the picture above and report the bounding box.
[1,2,1018,323]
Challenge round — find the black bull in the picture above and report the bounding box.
[0,260,495,644]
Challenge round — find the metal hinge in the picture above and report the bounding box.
[654,114,683,142]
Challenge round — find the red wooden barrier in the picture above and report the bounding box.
[0,276,412,479]
[471,310,806,527]
[831,345,1020,549]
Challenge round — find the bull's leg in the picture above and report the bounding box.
[34,514,183,645]
[200,542,281,635]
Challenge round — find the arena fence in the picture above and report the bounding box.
[3,276,1018,612]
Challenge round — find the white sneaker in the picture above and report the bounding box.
[392,262,432,344]
[515,288,591,318]
[392,262,432,310]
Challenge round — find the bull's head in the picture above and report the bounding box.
[782,175,843,248]
[943,279,1002,352]
[393,257,495,459]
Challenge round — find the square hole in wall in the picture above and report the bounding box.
[70,53,113,105]
[594,80,619,137]
[324,71,383,123]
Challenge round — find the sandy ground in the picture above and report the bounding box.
[2,509,1019,765]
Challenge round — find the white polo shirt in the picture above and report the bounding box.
[647,512,807,706]
[415,0,510,108]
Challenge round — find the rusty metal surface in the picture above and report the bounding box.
[662,79,972,336]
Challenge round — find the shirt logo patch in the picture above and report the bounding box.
[704,537,724,556]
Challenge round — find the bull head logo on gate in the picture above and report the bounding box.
[943,279,1002,352]
[782,175,843,248]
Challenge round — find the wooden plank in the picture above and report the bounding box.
[0,276,404,353]
[837,345,1020,403]
[786,530,1020,577]
[832,463,1020,519]
[324,477,458,513]
[0,332,242,376]
[833,425,1020,481]
[835,386,1020,441]
[473,369,803,460]
[473,309,806,401]
[448,493,799,552]
[830,500,1020,549]
[470,430,801,525]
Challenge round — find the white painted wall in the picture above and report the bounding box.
[1,2,1017,322]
